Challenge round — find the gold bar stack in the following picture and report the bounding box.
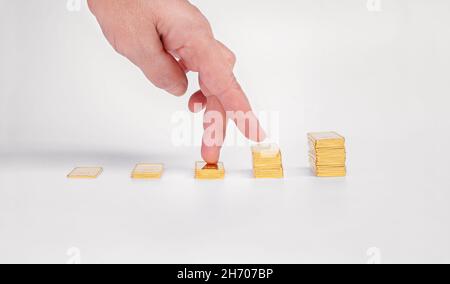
[131,164,164,179]
[308,132,346,177]
[252,144,284,179]
[195,162,225,180]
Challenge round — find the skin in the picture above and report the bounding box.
[88,0,266,163]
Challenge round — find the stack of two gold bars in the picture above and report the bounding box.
[252,144,284,179]
[308,132,346,177]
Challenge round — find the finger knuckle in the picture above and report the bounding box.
[226,49,237,65]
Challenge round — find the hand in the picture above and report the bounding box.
[88,0,266,163]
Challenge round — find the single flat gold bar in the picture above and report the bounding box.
[311,164,347,177]
[315,172,347,177]
[252,143,281,158]
[253,155,283,167]
[308,132,345,149]
[67,167,103,179]
[309,154,346,166]
[131,163,164,179]
[309,147,346,157]
[254,168,284,179]
[195,162,225,180]
[314,171,347,177]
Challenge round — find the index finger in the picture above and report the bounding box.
[199,74,266,143]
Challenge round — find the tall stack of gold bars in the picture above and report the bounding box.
[252,144,284,178]
[308,132,346,177]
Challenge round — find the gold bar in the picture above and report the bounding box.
[195,162,225,180]
[131,163,164,179]
[67,167,103,179]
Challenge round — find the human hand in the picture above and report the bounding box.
[88,0,266,163]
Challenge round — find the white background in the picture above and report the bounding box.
[1,0,450,264]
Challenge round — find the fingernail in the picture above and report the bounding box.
[166,83,187,96]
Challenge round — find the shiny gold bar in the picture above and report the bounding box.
[313,168,347,177]
[132,163,164,179]
[310,161,347,177]
[308,132,345,149]
[252,143,284,179]
[195,162,225,180]
[67,167,103,179]
[252,144,281,158]
[253,168,284,179]
[308,131,347,177]
[309,153,346,167]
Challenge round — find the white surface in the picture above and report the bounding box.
[1,0,450,264]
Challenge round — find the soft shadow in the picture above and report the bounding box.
[0,150,193,168]
[285,166,314,178]
[227,169,254,179]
